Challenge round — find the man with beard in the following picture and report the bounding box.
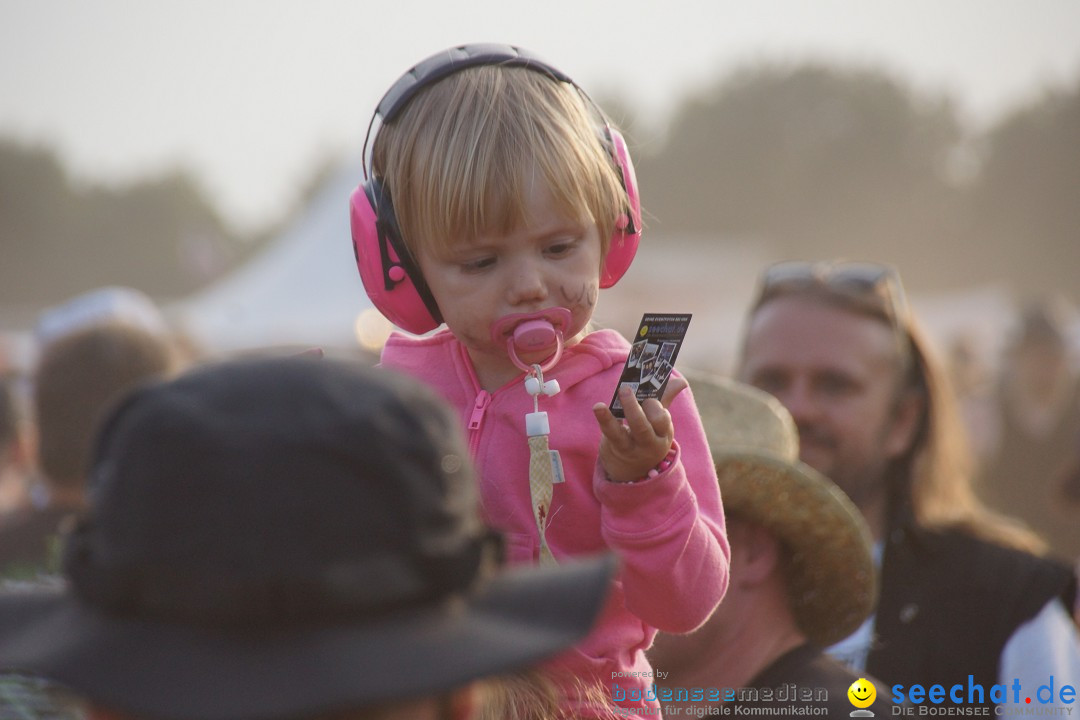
[736,261,1079,707]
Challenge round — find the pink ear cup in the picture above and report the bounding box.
[350,185,440,335]
[599,127,641,289]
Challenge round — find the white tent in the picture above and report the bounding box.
[172,160,381,355]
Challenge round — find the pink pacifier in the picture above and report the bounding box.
[490,307,572,374]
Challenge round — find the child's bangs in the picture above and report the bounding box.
[518,72,625,253]
[379,66,625,258]
[434,132,607,256]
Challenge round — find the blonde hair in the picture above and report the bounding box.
[474,671,562,720]
[902,319,1048,554]
[87,672,613,720]
[372,65,627,262]
[475,670,621,720]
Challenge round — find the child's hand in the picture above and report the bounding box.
[592,377,689,483]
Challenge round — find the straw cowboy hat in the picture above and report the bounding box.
[0,357,613,720]
[687,372,877,646]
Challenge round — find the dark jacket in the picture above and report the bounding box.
[743,642,895,717]
[867,518,1075,704]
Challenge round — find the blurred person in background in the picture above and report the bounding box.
[32,286,172,350]
[736,260,1080,707]
[981,298,1080,562]
[0,356,613,720]
[1062,429,1080,508]
[1,287,185,720]
[943,332,998,465]
[650,374,891,717]
[0,375,34,517]
[0,322,182,580]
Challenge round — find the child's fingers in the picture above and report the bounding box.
[660,376,688,408]
[621,389,664,444]
[642,398,674,436]
[593,402,628,444]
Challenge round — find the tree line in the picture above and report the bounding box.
[630,61,1080,300]
[2,59,1078,307]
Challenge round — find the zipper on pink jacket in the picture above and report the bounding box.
[457,341,528,458]
[459,338,493,457]
[468,390,491,438]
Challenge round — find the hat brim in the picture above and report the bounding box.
[0,555,614,720]
[715,452,877,647]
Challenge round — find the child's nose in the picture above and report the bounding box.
[506,258,548,305]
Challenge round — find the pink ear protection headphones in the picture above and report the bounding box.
[349,43,642,336]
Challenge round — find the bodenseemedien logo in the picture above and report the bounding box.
[850,678,878,717]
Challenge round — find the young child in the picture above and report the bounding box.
[350,44,729,717]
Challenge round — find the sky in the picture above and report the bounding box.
[2,0,1079,233]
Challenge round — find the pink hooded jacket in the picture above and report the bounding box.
[382,327,729,716]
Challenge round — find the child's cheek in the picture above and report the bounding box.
[557,281,599,310]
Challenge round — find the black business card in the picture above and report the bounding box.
[609,313,692,418]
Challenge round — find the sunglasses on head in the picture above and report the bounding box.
[755,260,910,327]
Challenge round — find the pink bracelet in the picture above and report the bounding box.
[643,446,678,481]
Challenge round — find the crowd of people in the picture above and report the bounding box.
[3,42,1080,720]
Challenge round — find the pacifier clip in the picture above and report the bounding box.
[525,363,561,567]
[498,310,570,567]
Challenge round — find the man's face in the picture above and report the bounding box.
[738,296,916,513]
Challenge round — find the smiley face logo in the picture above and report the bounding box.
[848,678,876,709]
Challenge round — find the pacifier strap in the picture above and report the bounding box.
[525,363,559,567]
[528,432,558,567]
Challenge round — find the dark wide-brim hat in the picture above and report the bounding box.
[0,357,614,720]
[688,372,877,647]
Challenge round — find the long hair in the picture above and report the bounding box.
[896,317,1047,554]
